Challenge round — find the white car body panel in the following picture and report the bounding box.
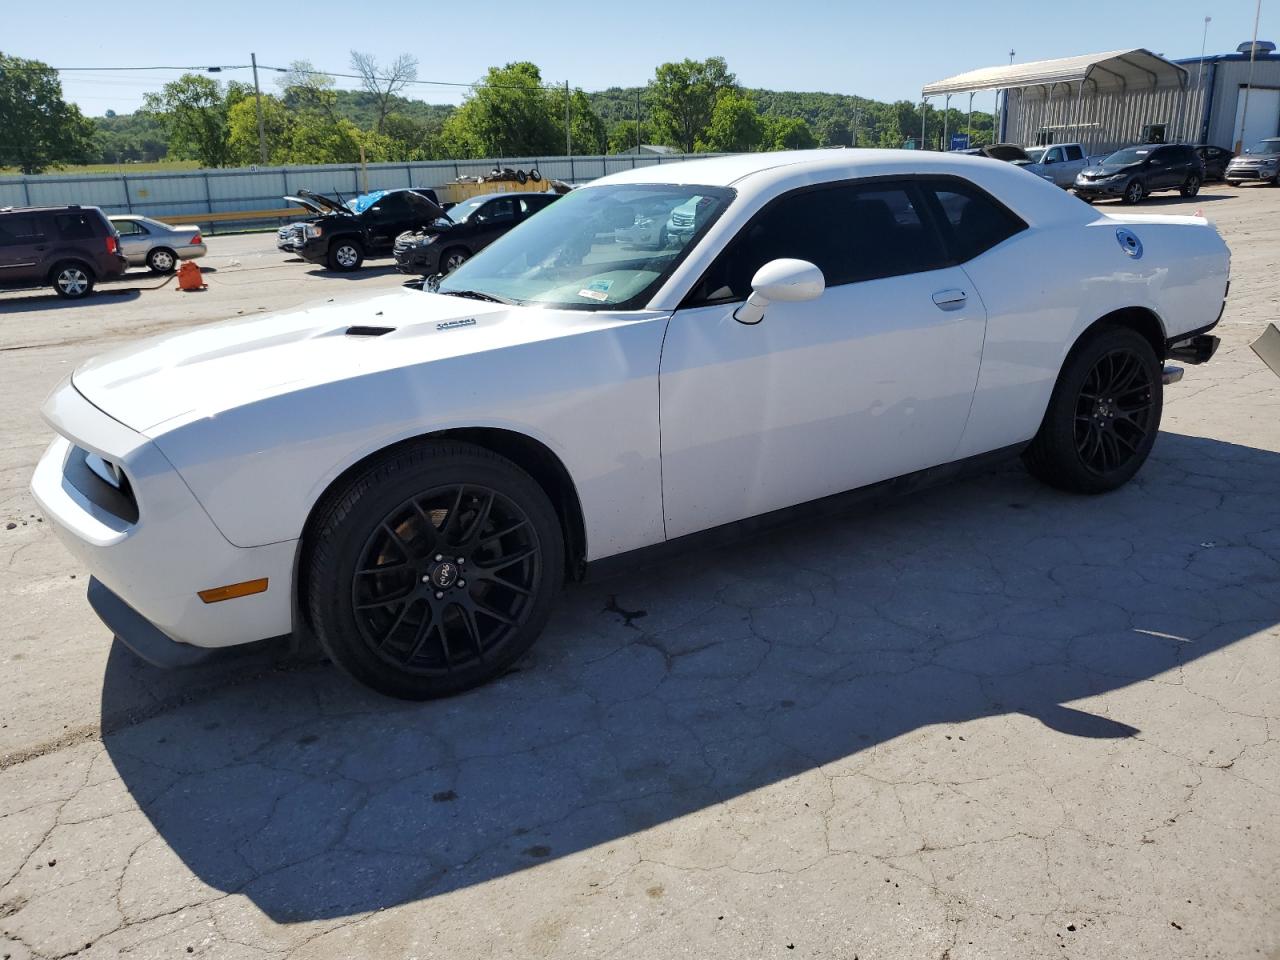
[31,149,1231,653]
[660,266,986,539]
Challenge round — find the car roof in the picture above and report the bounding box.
[0,205,100,215]
[593,148,1091,227]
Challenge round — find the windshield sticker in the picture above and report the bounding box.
[578,279,613,301]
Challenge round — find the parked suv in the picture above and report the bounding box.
[393,192,558,277]
[278,188,446,271]
[1225,137,1280,185]
[1073,143,1203,203]
[0,205,127,299]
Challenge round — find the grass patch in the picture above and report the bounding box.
[0,160,203,177]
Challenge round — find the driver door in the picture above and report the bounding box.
[658,179,989,540]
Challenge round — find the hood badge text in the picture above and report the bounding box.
[437,317,477,331]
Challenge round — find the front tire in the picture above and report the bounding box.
[147,247,177,273]
[328,239,364,272]
[1180,174,1201,197]
[1122,179,1146,204]
[440,247,469,273]
[1022,327,1163,494]
[50,261,95,299]
[305,442,564,700]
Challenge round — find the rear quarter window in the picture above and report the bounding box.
[55,213,99,239]
[923,179,1027,263]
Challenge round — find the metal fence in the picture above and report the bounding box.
[0,153,722,229]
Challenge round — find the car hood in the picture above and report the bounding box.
[71,291,660,434]
[1081,162,1142,177]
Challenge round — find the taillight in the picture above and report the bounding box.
[106,235,118,254]
[190,233,202,245]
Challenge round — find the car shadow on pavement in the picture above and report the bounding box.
[99,431,1280,923]
[0,289,143,313]
[307,264,402,280]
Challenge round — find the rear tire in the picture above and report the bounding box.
[50,261,95,299]
[1180,174,1201,197]
[146,247,177,273]
[328,239,364,271]
[1022,327,1163,494]
[305,442,564,700]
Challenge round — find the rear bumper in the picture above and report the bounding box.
[30,380,296,651]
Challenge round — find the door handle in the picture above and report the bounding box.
[932,288,967,310]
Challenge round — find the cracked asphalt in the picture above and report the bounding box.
[1,188,1278,960]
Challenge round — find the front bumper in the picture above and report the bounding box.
[31,380,296,657]
[1225,165,1277,181]
[1073,179,1128,197]
[394,244,439,276]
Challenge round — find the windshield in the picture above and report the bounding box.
[1102,147,1152,166]
[346,191,386,215]
[443,195,492,223]
[1245,139,1280,155]
[1022,148,1045,163]
[436,183,734,310]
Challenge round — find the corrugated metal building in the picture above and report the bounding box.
[923,43,1280,155]
[1178,45,1280,149]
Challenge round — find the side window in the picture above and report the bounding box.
[368,193,410,218]
[1065,145,1084,162]
[687,181,949,305]
[924,179,1027,263]
[519,196,552,215]
[476,198,517,223]
[112,220,143,236]
[55,213,98,239]
[0,216,44,245]
[1045,147,1064,164]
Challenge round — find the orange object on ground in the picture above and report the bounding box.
[177,261,206,291]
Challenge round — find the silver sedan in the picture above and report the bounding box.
[108,215,207,273]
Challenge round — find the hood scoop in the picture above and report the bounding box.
[345,325,396,337]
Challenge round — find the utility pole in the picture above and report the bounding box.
[251,52,267,165]
[920,98,928,150]
[967,91,975,145]
[1194,16,1212,142]
[565,80,572,158]
[636,87,642,153]
[1236,0,1263,152]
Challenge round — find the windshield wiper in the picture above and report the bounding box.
[438,289,512,304]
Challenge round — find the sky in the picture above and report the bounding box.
[3,0,1266,117]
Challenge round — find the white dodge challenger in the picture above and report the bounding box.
[32,150,1230,699]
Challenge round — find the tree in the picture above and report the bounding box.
[142,74,233,167]
[819,118,852,147]
[697,91,764,152]
[382,113,441,161]
[349,51,419,135]
[649,57,737,152]
[607,119,656,154]
[550,86,607,155]
[227,94,291,165]
[764,116,816,151]
[279,61,361,161]
[0,53,96,173]
[441,62,561,157]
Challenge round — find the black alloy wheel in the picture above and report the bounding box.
[1072,347,1157,477]
[351,484,541,676]
[1122,180,1145,204]
[1180,174,1201,197]
[306,442,564,699]
[1023,326,1162,494]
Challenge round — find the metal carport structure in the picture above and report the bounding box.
[923,49,1193,155]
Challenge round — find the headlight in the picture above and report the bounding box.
[1261,157,1279,166]
[303,224,323,239]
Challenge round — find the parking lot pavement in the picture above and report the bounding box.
[1,186,1277,960]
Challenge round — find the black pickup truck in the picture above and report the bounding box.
[277,187,445,271]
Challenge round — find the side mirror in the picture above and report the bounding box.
[734,258,825,325]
